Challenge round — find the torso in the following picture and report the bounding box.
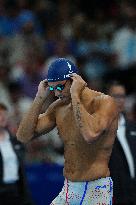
[55,88,118,181]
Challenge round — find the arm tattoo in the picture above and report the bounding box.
[75,102,83,128]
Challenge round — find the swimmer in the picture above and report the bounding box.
[17,58,118,205]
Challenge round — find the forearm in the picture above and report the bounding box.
[71,94,93,142]
[41,94,56,113]
[16,95,46,143]
[71,94,107,143]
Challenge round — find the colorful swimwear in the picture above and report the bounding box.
[50,177,113,205]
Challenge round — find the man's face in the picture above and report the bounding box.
[0,109,8,128]
[48,80,72,103]
[108,85,126,113]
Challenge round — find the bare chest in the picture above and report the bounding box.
[56,105,80,143]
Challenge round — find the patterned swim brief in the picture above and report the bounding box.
[50,177,113,205]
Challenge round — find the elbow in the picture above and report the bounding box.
[83,128,106,143]
[16,135,28,144]
[16,131,31,144]
[83,131,100,144]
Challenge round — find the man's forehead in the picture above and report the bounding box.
[48,80,67,86]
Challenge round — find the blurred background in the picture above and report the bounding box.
[0,0,135,204]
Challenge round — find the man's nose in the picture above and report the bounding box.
[55,90,61,97]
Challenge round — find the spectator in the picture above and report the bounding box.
[0,102,34,205]
[8,10,44,67]
[8,81,32,134]
[112,2,136,69]
[107,81,136,205]
[26,127,64,165]
[16,53,46,99]
[0,64,12,112]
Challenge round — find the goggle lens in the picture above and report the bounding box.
[49,86,54,91]
[49,84,65,91]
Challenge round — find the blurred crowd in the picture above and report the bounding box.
[0,0,135,164]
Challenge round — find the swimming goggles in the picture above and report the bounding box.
[49,82,67,91]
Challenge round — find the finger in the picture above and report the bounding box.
[70,75,77,79]
[70,76,77,81]
[42,79,48,84]
[41,80,48,88]
[70,73,78,77]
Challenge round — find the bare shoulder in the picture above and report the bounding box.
[95,93,116,108]
[87,89,118,115]
[85,88,115,104]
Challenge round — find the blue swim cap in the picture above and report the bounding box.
[47,58,78,82]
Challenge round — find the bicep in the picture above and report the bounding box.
[90,96,118,131]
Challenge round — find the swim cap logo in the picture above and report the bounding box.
[63,61,74,79]
[67,62,71,70]
[67,62,73,73]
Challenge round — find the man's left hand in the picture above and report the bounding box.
[70,73,87,96]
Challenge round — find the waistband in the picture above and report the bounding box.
[66,176,113,183]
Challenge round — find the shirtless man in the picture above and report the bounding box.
[17,58,118,205]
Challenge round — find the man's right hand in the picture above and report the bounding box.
[36,79,52,99]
